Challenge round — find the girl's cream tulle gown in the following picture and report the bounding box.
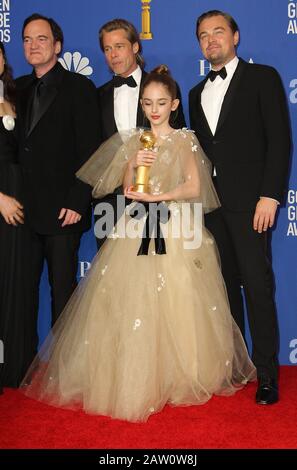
[21,129,256,422]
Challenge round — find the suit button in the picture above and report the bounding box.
[212,140,218,145]
[24,147,30,152]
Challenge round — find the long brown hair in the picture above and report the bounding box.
[0,41,16,107]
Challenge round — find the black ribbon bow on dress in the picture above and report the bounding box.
[112,75,137,88]
[128,202,171,256]
[207,67,227,82]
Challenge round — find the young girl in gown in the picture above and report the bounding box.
[21,66,256,422]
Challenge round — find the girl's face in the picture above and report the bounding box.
[141,82,179,131]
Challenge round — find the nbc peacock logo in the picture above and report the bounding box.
[58,51,93,76]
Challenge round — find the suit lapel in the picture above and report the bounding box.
[136,93,144,127]
[18,76,35,136]
[195,77,214,137]
[27,86,58,136]
[102,82,117,135]
[26,63,65,137]
[215,58,246,134]
[136,70,147,127]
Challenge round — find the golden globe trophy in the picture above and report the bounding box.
[140,0,153,40]
[133,130,156,193]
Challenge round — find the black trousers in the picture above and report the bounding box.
[205,207,279,380]
[27,230,82,363]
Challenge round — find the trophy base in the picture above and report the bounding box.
[133,184,149,193]
[140,32,153,40]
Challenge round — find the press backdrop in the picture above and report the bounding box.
[3,0,297,364]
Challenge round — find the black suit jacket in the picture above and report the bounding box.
[189,58,291,211]
[97,70,186,143]
[16,62,101,234]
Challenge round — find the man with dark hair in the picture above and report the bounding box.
[22,13,64,46]
[196,9,239,35]
[16,14,100,367]
[94,18,186,250]
[189,10,291,404]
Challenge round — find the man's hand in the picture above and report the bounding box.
[253,197,278,233]
[0,193,24,225]
[58,208,82,227]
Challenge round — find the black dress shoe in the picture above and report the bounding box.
[256,376,279,405]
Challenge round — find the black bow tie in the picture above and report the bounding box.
[208,67,227,82]
[112,75,137,88]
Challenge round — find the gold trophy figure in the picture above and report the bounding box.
[140,0,153,40]
[133,131,156,193]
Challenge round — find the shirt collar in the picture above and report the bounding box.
[130,65,142,87]
[223,56,239,77]
[32,61,61,86]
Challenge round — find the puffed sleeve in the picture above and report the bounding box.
[76,130,140,198]
[178,130,220,213]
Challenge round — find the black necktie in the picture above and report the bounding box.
[112,75,137,88]
[208,67,227,82]
[29,79,44,127]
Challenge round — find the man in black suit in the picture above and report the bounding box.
[94,18,186,250]
[189,10,291,404]
[16,14,100,366]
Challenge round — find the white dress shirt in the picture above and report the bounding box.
[114,65,142,132]
[201,56,239,136]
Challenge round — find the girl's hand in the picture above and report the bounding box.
[134,149,157,168]
[124,186,160,203]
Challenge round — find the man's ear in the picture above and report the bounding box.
[132,42,139,54]
[54,41,62,55]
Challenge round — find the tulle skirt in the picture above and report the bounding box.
[21,205,256,422]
